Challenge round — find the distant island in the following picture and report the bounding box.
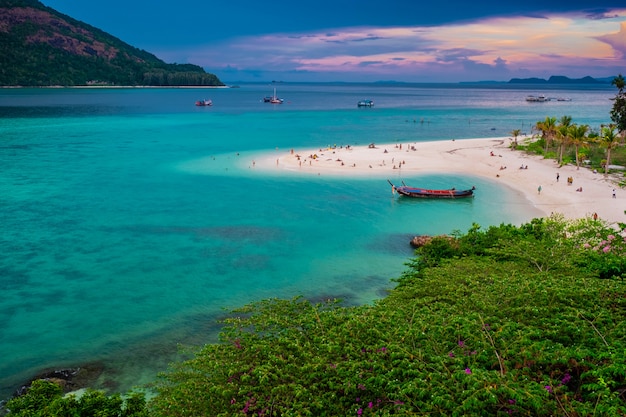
[508,75,611,84]
[0,0,224,87]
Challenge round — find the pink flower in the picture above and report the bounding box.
[603,246,611,253]
[583,243,591,249]
[465,368,472,374]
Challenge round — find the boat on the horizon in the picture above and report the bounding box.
[357,99,374,107]
[525,95,549,102]
[264,88,283,104]
[388,180,475,198]
[195,99,212,106]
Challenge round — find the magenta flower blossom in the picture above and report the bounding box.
[368,402,373,409]
[458,340,465,347]
[357,408,363,416]
[603,246,611,253]
[448,352,455,357]
[545,385,553,393]
[465,368,472,374]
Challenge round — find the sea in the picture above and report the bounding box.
[0,82,615,398]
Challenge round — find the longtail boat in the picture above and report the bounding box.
[388,180,475,199]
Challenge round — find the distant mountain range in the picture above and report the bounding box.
[508,75,613,84]
[0,0,223,87]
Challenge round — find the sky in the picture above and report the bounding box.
[40,0,626,83]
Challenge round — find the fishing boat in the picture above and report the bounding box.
[357,99,374,107]
[388,180,475,198]
[195,99,212,106]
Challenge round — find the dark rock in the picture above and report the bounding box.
[13,362,105,397]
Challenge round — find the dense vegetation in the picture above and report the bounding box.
[0,0,223,86]
[5,215,626,416]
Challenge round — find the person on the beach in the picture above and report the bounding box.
[556,173,560,182]
[613,189,617,198]
[538,185,542,194]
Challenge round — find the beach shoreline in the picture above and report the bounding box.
[249,136,625,225]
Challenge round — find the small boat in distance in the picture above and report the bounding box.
[388,180,475,199]
[195,99,212,106]
[357,99,374,107]
[264,88,284,104]
[525,95,549,102]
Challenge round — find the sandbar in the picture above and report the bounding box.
[249,137,625,225]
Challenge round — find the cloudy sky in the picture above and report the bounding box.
[42,0,626,83]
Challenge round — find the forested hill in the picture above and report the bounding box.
[0,0,224,87]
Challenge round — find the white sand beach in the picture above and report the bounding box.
[251,137,625,225]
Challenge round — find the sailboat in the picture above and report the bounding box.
[265,87,283,104]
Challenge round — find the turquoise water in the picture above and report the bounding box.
[0,83,614,397]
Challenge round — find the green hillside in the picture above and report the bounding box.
[0,0,223,86]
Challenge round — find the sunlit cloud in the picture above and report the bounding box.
[157,9,626,82]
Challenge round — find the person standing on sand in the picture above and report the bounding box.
[613,189,617,198]
[556,173,560,182]
[538,185,542,194]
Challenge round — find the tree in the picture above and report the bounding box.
[556,116,572,165]
[610,74,626,138]
[534,116,557,153]
[568,123,590,170]
[510,129,522,147]
[599,124,621,176]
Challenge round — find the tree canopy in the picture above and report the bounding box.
[611,74,626,136]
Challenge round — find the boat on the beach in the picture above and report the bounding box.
[264,88,283,104]
[195,99,212,106]
[357,99,374,107]
[525,95,549,102]
[388,180,475,198]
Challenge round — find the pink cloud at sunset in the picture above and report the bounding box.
[177,10,626,82]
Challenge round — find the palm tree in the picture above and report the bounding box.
[555,124,570,166]
[599,124,621,176]
[555,116,572,165]
[534,116,557,153]
[510,129,522,147]
[568,124,589,170]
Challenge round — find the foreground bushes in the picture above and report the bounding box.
[6,215,626,416]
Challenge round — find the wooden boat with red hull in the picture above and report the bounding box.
[388,180,475,199]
